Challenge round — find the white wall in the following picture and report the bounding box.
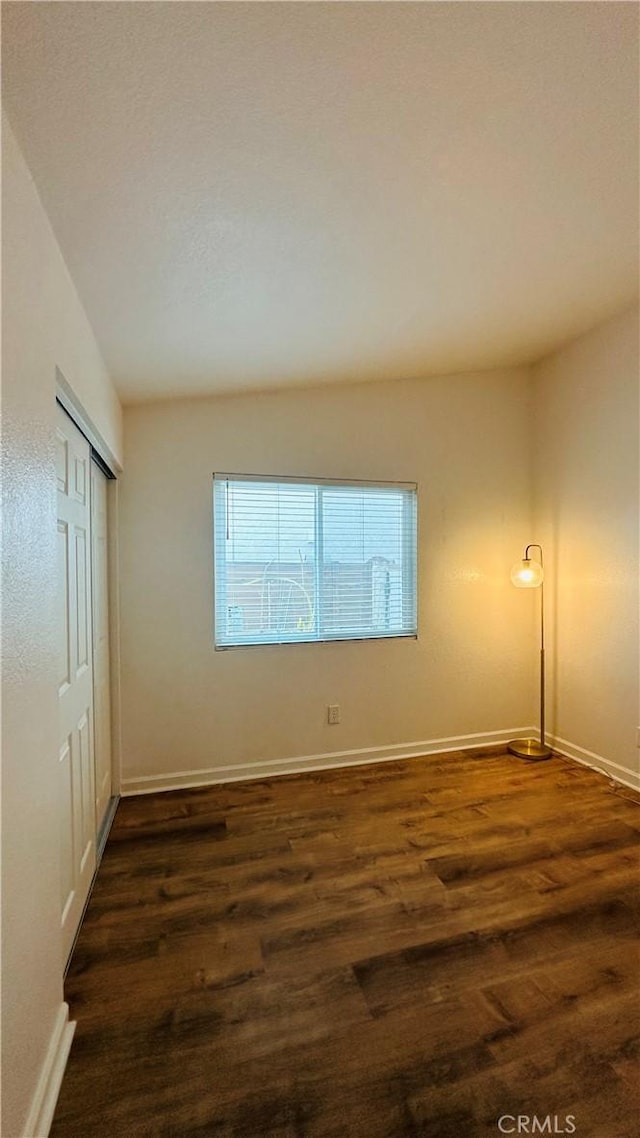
[119,369,535,791]
[1,113,123,1137]
[533,305,639,786]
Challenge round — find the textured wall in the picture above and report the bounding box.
[1,114,122,1137]
[118,369,535,788]
[533,306,639,781]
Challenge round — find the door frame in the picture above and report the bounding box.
[55,371,123,798]
[56,366,120,474]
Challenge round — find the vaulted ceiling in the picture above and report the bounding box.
[2,1,638,402]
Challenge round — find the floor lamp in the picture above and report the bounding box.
[508,543,552,761]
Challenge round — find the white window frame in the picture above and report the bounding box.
[213,473,418,649]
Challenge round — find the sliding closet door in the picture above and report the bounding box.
[91,461,112,838]
[57,404,97,966]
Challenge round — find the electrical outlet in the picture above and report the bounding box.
[327,704,340,725]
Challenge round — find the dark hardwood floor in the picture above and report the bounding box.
[51,748,640,1138]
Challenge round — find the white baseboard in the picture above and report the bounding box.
[23,1003,75,1138]
[121,727,535,796]
[550,734,640,792]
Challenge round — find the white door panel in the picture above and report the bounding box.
[57,405,96,966]
[57,522,71,694]
[91,462,112,836]
[59,735,74,922]
[75,528,89,674]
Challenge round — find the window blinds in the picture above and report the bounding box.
[213,474,417,647]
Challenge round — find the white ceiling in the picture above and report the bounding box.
[2,2,638,403]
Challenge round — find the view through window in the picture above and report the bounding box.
[213,475,418,647]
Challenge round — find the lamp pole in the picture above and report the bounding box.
[508,543,552,761]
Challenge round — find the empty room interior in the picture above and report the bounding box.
[2,2,639,1137]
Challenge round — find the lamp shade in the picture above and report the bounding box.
[510,558,544,588]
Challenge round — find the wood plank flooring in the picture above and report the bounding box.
[51,749,640,1138]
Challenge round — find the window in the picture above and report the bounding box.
[213,474,417,647]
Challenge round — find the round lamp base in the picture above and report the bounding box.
[507,738,552,761]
